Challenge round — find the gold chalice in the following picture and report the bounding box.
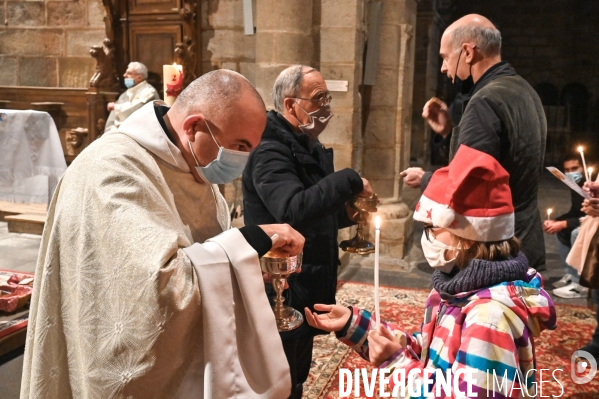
[260,251,303,332]
[339,194,378,255]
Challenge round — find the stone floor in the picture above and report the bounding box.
[0,171,592,398]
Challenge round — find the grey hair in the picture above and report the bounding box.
[271,65,316,112]
[450,25,502,57]
[173,69,264,119]
[128,62,148,79]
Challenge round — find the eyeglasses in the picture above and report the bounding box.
[293,94,332,107]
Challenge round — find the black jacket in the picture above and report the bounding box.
[422,62,547,269]
[242,111,363,339]
[555,183,585,246]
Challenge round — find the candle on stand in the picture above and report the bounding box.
[547,208,552,221]
[163,63,184,106]
[578,146,590,182]
[374,216,381,330]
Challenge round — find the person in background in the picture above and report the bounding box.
[104,61,160,133]
[578,181,599,361]
[402,14,547,271]
[545,154,587,298]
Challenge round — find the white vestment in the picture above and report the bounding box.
[104,81,160,133]
[20,102,291,399]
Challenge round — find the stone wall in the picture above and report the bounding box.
[0,0,105,88]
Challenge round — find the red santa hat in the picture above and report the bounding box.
[413,145,514,242]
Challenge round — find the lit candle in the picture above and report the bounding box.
[374,216,381,330]
[578,146,590,182]
[163,63,184,106]
[547,208,552,221]
[588,167,594,181]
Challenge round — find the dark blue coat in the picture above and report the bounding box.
[242,111,363,339]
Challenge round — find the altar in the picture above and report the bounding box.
[0,110,67,205]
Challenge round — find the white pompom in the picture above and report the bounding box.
[432,207,455,228]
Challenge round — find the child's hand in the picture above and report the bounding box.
[304,304,351,332]
[368,325,406,367]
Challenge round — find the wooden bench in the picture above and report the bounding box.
[5,214,46,235]
[0,201,46,223]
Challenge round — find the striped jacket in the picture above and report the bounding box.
[338,268,557,398]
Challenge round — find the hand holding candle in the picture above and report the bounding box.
[374,216,381,330]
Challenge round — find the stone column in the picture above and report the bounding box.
[361,0,418,267]
[254,0,314,109]
[411,0,443,165]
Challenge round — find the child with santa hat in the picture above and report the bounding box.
[305,145,557,398]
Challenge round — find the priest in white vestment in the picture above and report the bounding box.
[20,70,302,399]
[104,62,160,133]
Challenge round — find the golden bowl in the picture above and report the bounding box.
[352,194,378,212]
[260,252,303,275]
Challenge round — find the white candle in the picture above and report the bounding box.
[163,63,184,106]
[374,216,381,330]
[588,167,594,182]
[578,146,589,182]
[546,208,552,221]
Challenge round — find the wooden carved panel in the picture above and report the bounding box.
[128,0,180,16]
[129,23,183,92]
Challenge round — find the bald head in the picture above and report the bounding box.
[171,69,265,123]
[443,14,501,57]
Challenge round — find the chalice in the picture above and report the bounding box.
[260,251,303,332]
[339,194,378,255]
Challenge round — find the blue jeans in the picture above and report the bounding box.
[556,227,580,284]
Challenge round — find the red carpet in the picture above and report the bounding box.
[304,281,599,398]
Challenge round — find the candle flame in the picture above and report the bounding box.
[589,167,594,174]
[578,146,584,153]
[173,62,178,66]
[547,208,552,215]
[375,215,381,230]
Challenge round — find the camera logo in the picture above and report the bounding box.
[571,350,597,384]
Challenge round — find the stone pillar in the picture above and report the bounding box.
[361,0,418,267]
[318,0,365,172]
[411,0,443,165]
[254,0,314,109]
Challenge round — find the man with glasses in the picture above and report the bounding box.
[402,14,547,271]
[242,65,374,398]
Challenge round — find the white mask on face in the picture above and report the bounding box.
[421,233,458,273]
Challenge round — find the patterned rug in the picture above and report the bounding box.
[303,281,599,399]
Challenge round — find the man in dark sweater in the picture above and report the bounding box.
[242,65,373,398]
[402,14,547,270]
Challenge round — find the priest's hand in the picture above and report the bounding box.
[422,97,452,138]
[259,224,304,256]
[368,325,406,367]
[107,102,115,111]
[400,167,425,189]
[304,304,351,332]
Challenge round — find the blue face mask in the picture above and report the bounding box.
[124,78,135,88]
[565,171,583,184]
[187,119,249,184]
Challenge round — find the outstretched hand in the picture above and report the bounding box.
[368,325,407,367]
[422,97,452,138]
[304,304,352,333]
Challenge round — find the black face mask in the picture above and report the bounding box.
[453,48,474,95]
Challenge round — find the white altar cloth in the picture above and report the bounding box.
[0,110,67,204]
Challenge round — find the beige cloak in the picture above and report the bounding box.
[20,102,290,399]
